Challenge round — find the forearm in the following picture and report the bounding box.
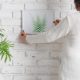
[26,28,58,44]
[26,17,71,44]
[27,32,49,43]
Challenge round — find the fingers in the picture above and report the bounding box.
[53,19,61,26]
[18,31,27,43]
[54,19,61,23]
[20,31,27,36]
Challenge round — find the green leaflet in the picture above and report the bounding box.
[33,16,46,32]
[0,30,13,62]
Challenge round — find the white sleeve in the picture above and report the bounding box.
[27,16,71,43]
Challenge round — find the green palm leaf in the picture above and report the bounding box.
[33,16,46,32]
[0,30,13,62]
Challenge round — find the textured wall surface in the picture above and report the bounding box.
[0,0,74,80]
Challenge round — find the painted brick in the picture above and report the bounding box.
[38,75,58,80]
[25,66,59,74]
[37,59,59,67]
[1,19,20,26]
[2,3,24,11]
[25,3,48,10]
[0,10,12,19]
[2,66,25,74]
[25,50,50,59]
[13,43,36,50]
[12,50,37,66]
[13,11,21,19]
[14,75,37,80]
[0,74,13,80]
[13,0,36,4]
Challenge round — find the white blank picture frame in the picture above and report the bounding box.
[22,10,55,34]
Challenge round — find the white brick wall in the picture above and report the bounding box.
[0,0,74,80]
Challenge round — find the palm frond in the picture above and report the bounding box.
[33,16,46,32]
[0,30,13,62]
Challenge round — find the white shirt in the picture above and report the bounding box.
[27,11,80,80]
[27,10,77,44]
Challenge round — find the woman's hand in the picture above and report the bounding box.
[53,19,61,26]
[18,31,27,43]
